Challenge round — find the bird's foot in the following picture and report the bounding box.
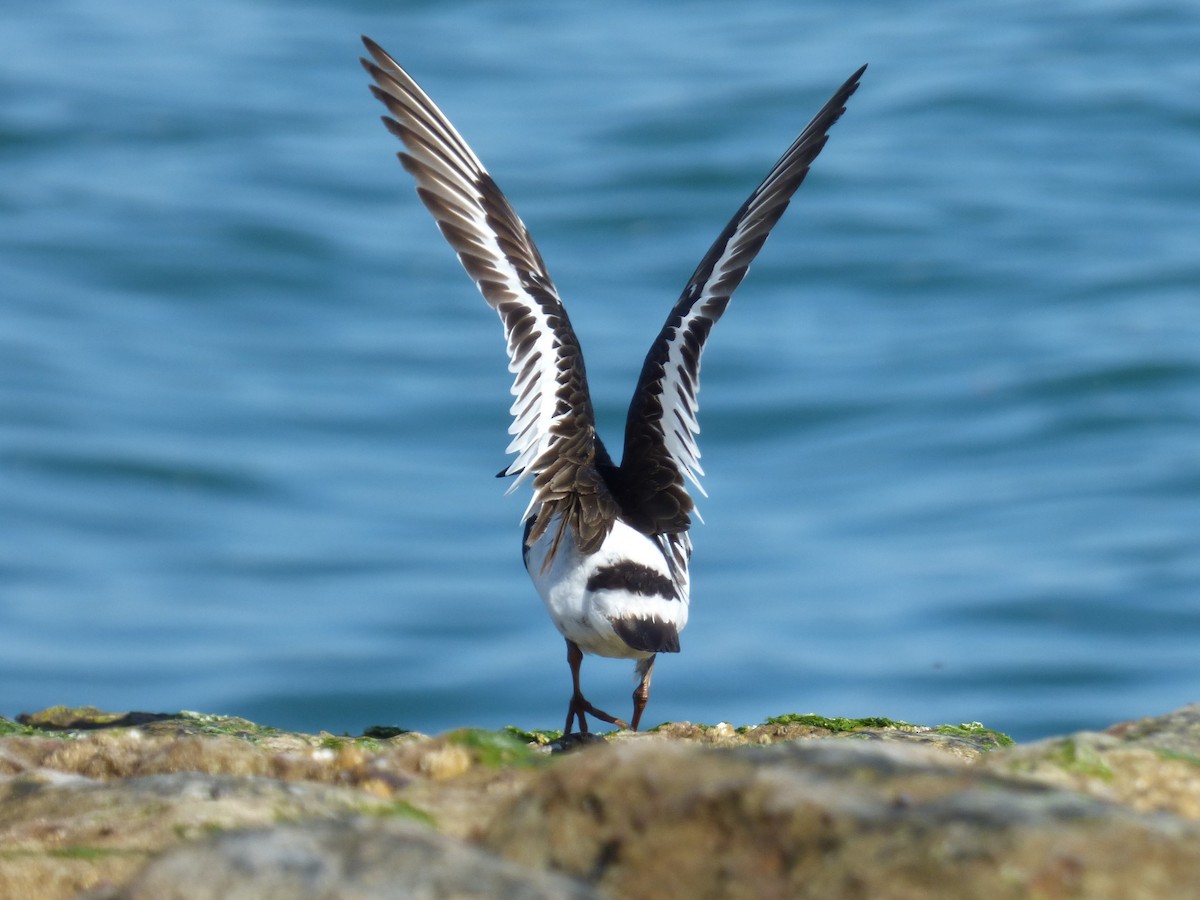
[565,692,629,735]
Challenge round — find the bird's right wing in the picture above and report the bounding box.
[362,38,608,535]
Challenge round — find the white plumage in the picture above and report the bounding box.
[525,516,689,660]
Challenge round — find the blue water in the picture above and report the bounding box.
[2,1,1197,742]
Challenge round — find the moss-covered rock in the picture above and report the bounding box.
[2,704,1199,898]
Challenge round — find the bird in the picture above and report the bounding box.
[361,36,864,735]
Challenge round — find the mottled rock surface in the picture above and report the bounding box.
[97,818,599,900]
[486,738,1200,898]
[2,705,1199,898]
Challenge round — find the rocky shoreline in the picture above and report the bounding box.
[2,704,1199,897]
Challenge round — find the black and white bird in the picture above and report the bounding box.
[361,37,864,734]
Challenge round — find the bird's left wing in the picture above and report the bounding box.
[618,64,867,537]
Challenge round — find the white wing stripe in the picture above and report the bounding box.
[362,39,583,512]
[626,63,865,518]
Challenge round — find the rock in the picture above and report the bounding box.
[638,714,1012,758]
[3,704,1200,898]
[983,704,1200,819]
[484,738,1200,898]
[98,817,599,900]
[0,715,538,839]
[0,771,409,898]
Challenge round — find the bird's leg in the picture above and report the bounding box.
[564,639,628,734]
[631,654,656,732]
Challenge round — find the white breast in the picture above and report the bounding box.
[525,516,690,659]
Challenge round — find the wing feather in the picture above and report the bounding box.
[619,64,867,535]
[362,38,615,542]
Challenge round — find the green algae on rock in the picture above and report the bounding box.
[762,712,913,731]
[444,728,539,768]
[503,725,564,746]
[0,716,41,737]
[931,721,1015,749]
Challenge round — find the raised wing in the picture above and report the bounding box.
[362,37,615,547]
[619,64,867,536]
